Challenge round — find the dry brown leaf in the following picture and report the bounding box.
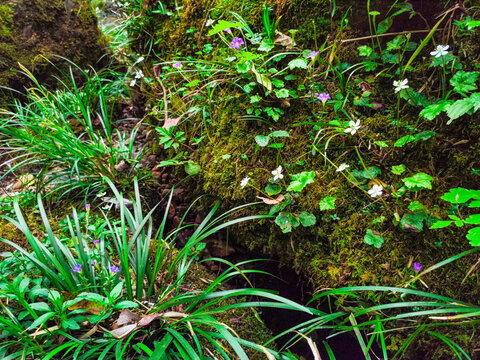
[109,324,138,339]
[138,312,161,327]
[114,310,141,328]
[163,116,181,131]
[256,194,285,205]
[68,299,104,315]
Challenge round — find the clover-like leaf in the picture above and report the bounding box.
[364,229,384,248]
[286,171,315,192]
[402,172,433,190]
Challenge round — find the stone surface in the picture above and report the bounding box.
[0,0,105,100]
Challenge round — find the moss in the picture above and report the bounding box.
[0,0,105,101]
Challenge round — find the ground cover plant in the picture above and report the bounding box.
[1,0,480,358]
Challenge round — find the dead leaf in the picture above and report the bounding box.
[163,116,181,131]
[138,313,161,327]
[274,30,293,48]
[108,324,138,339]
[256,194,285,205]
[68,299,104,315]
[114,310,141,328]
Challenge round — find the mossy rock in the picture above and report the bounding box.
[0,0,105,101]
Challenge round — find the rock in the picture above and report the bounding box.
[0,0,105,100]
[12,173,35,190]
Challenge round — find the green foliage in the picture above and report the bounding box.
[286,171,315,192]
[364,229,384,248]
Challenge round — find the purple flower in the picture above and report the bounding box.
[73,264,82,273]
[308,50,318,59]
[173,62,182,69]
[85,204,91,210]
[110,265,120,274]
[230,37,244,50]
[224,28,231,34]
[5,160,13,167]
[413,262,422,272]
[71,213,75,219]
[317,92,331,103]
[93,239,100,245]
[92,260,97,266]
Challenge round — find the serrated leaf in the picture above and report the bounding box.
[392,164,406,175]
[441,188,473,203]
[467,227,480,246]
[402,172,433,190]
[465,214,480,224]
[185,162,201,176]
[420,101,451,120]
[299,212,316,227]
[274,88,289,98]
[288,58,308,70]
[430,220,452,229]
[400,212,427,231]
[275,212,300,233]
[358,45,373,56]
[255,135,270,147]
[286,171,315,192]
[408,201,424,212]
[364,229,384,248]
[450,71,479,94]
[319,196,336,211]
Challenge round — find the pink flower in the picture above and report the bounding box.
[230,37,245,50]
[173,62,182,69]
[308,50,318,59]
[317,92,331,103]
[413,263,422,272]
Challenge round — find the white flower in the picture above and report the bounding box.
[430,45,449,58]
[393,78,409,93]
[344,120,361,135]
[137,56,145,63]
[129,79,136,87]
[336,163,349,172]
[135,70,144,79]
[271,166,284,182]
[240,176,250,188]
[368,184,383,198]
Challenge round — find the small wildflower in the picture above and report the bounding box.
[73,264,82,273]
[93,239,100,246]
[393,78,409,93]
[224,28,231,33]
[413,262,422,272]
[92,260,97,266]
[137,56,145,63]
[368,184,383,198]
[430,45,449,58]
[316,92,331,103]
[272,166,284,182]
[344,119,361,135]
[308,50,318,59]
[336,163,349,172]
[173,62,182,69]
[110,265,120,274]
[230,37,245,50]
[135,70,144,79]
[240,176,250,189]
[71,213,75,219]
[5,160,13,167]
[85,204,90,210]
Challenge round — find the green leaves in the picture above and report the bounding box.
[402,172,433,190]
[288,58,308,70]
[467,227,480,246]
[450,71,479,95]
[255,135,270,147]
[286,171,315,192]
[441,188,480,203]
[319,196,336,211]
[275,212,300,233]
[299,212,316,227]
[364,229,384,248]
[391,164,406,175]
[265,183,282,195]
[208,20,242,35]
